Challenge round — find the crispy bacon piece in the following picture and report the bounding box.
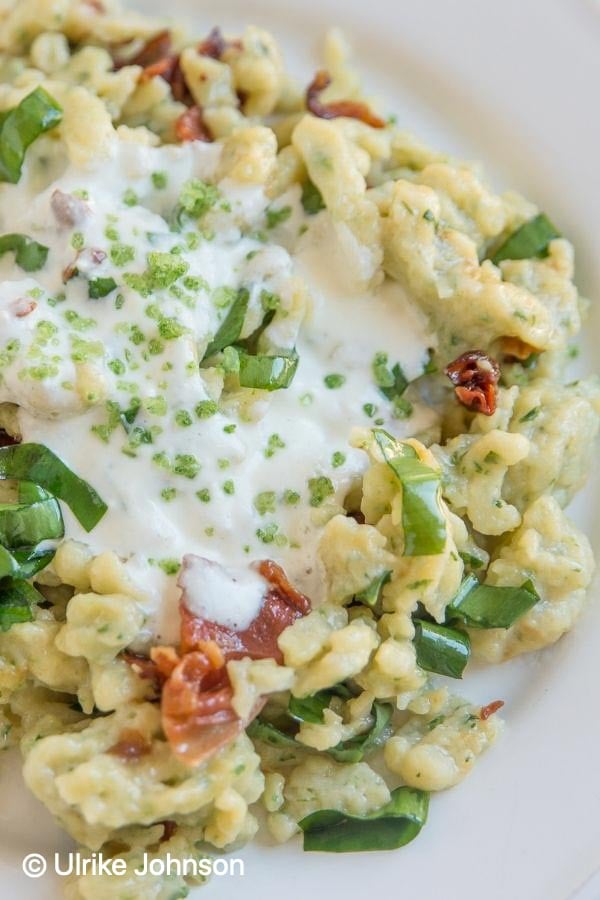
[445,350,500,416]
[0,430,19,447]
[127,559,310,767]
[197,26,242,60]
[159,649,242,766]
[179,558,311,663]
[306,70,386,129]
[118,29,173,69]
[160,820,177,842]
[123,651,165,692]
[198,26,227,60]
[479,699,505,721]
[175,105,212,143]
[141,54,192,105]
[107,728,152,761]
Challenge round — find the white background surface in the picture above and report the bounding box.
[1,1,599,898]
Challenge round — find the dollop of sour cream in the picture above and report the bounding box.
[0,138,435,639]
[179,556,267,631]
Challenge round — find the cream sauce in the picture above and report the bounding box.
[0,138,435,641]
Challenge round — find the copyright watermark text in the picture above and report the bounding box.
[23,851,244,879]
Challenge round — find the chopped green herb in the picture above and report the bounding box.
[151,171,168,189]
[88,277,117,299]
[195,400,218,419]
[178,178,220,219]
[308,476,335,507]
[519,406,540,423]
[324,373,346,389]
[254,491,277,515]
[266,205,292,228]
[331,451,346,468]
[122,188,138,207]
[264,433,285,458]
[158,316,187,340]
[110,243,135,267]
[301,180,325,215]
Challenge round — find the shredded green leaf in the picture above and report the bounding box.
[237,349,299,391]
[0,87,63,183]
[0,233,49,271]
[0,577,43,631]
[204,288,249,358]
[413,619,470,678]
[490,213,560,264]
[446,576,539,628]
[299,787,429,852]
[373,429,446,556]
[0,496,63,548]
[0,443,107,532]
[354,570,392,608]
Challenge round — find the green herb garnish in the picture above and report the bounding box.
[299,787,429,852]
[0,443,107,531]
[373,429,446,556]
[0,88,62,183]
[447,576,539,629]
[413,619,470,678]
[0,233,48,271]
[490,213,560,264]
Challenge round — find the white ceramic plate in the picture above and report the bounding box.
[1,1,599,897]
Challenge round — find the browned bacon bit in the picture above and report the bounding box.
[123,651,165,692]
[160,820,177,842]
[107,728,152,761]
[160,649,243,766]
[500,336,538,362]
[479,700,505,721]
[0,430,19,447]
[197,26,242,60]
[118,29,173,70]
[179,558,311,664]
[51,189,90,228]
[175,105,212,143]
[150,645,181,679]
[306,70,386,129]
[12,298,37,318]
[445,350,500,416]
[348,510,366,525]
[198,26,227,59]
[153,557,311,766]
